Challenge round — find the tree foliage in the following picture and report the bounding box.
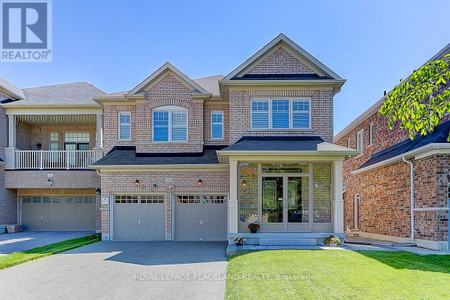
[379,54,450,140]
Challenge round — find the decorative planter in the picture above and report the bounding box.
[6,224,22,233]
[250,228,257,234]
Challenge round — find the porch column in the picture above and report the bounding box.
[94,114,103,149]
[228,160,238,234]
[5,114,16,169]
[333,160,344,234]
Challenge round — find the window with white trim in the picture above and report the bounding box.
[369,123,374,145]
[153,106,187,142]
[211,111,224,139]
[356,130,364,154]
[118,112,131,140]
[251,98,311,129]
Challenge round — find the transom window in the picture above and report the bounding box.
[251,98,311,129]
[64,132,90,142]
[211,111,224,139]
[176,195,227,204]
[118,112,131,140]
[153,106,187,142]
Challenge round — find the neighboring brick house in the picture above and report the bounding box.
[1,34,358,246]
[334,44,450,250]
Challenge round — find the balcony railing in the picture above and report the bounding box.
[14,150,102,170]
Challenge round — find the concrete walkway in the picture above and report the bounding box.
[231,237,450,256]
[0,241,228,300]
[0,231,94,255]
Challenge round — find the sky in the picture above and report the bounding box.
[1,0,449,134]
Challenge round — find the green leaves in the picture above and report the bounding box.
[379,54,450,140]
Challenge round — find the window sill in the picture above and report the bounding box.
[115,139,133,142]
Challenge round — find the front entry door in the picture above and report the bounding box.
[261,175,310,232]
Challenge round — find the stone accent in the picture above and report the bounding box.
[246,47,316,75]
[100,170,229,238]
[229,89,333,143]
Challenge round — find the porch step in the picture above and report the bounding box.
[259,238,316,246]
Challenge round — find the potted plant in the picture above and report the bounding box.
[248,223,260,233]
[233,236,246,246]
[323,235,342,246]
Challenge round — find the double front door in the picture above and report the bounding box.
[261,175,311,231]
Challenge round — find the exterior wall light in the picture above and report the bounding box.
[241,180,247,187]
[198,179,203,187]
[135,179,140,187]
[96,188,101,195]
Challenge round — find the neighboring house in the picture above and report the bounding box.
[0,80,104,230]
[334,43,450,250]
[1,34,358,246]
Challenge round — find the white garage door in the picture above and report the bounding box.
[21,196,95,231]
[175,195,227,241]
[113,195,165,241]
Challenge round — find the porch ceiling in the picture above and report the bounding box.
[16,114,96,126]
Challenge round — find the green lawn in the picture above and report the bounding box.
[0,234,100,270]
[226,250,450,299]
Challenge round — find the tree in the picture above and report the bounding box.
[379,54,450,140]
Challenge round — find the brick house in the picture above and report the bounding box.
[1,34,357,245]
[334,44,450,250]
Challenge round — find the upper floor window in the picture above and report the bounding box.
[369,123,374,145]
[211,111,224,139]
[118,112,131,140]
[356,130,364,154]
[251,98,311,130]
[153,106,187,143]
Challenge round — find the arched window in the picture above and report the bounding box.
[152,106,188,142]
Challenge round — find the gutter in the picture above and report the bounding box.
[402,156,415,241]
[352,143,450,175]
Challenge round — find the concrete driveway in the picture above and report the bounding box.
[0,241,228,300]
[0,231,94,255]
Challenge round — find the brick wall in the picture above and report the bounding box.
[0,104,17,224]
[246,47,316,75]
[103,73,205,153]
[6,170,100,189]
[336,109,449,243]
[100,170,229,237]
[229,89,334,143]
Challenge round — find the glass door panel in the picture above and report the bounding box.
[261,177,283,224]
[287,177,309,223]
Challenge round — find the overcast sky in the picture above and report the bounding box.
[1,0,449,134]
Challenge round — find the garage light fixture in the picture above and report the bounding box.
[135,179,140,187]
[198,179,203,187]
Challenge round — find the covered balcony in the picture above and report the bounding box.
[4,113,103,170]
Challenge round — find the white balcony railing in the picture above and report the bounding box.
[14,150,102,170]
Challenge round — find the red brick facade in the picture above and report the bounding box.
[336,108,449,248]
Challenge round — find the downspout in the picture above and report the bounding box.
[402,156,415,240]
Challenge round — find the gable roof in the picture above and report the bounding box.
[222,33,344,81]
[334,42,450,142]
[355,120,450,173]
[0,77,24,100]
[128,62,210,95]
[1,82,104,107]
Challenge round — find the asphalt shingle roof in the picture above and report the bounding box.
[93,146,226,166]
[1,82,104,106]
[220,136,325,151]
[358,120,450,170]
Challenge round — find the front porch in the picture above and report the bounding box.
[216,136,359,245]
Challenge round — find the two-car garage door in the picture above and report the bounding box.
[21,196,96,231]
[112,194,227,241]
